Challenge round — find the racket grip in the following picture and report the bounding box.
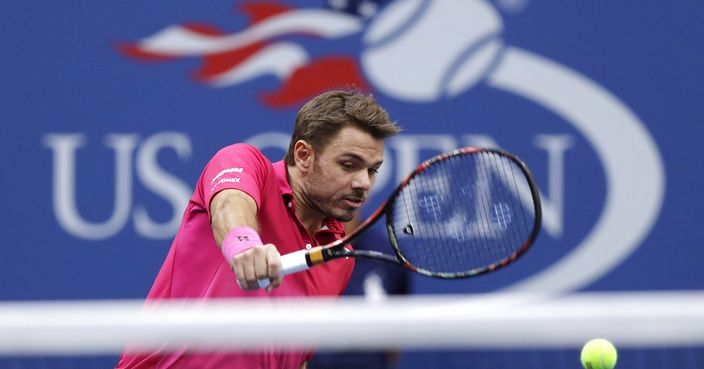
[256,249,311,289]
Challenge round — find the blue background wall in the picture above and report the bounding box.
[1,0,702,368]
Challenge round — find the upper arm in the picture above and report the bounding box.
[210,189,258,223]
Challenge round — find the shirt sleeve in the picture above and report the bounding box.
[199,143,271,214]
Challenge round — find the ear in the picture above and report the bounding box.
[293,140,314,172]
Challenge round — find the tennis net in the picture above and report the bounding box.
[1,291,703,368]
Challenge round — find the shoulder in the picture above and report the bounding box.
[210,143,273,171]
[215,143,269,162]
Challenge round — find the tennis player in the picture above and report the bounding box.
[115,90,400,369]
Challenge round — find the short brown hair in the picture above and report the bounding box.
[284,90,400,165]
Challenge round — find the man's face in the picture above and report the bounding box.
[303,125,385,222]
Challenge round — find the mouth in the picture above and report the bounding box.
[343,197,365,208]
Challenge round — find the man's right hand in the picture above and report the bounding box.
[231,243,282,292]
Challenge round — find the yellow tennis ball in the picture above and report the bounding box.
[581,338,618,369]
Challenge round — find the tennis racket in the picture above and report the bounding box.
[258,147,541,288]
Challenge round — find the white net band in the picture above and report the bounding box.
[1,291,703,355]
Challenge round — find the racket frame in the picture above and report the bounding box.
[385,147,542,279]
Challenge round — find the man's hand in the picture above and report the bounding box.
[231,243,282,292]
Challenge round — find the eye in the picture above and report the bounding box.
[368,167,379,175]
[340,162,356,171]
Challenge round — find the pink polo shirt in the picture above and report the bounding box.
[116,143,354,369]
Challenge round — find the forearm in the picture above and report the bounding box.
[210,189,259,246]
[210,189,282,291]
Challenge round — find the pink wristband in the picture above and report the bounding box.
[221,226,263,262]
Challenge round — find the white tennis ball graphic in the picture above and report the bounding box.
[361,0,504,102]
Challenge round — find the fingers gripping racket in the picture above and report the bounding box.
[258,147,542,288]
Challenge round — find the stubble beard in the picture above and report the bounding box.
[304,187,357,222]
[303,161,358,222]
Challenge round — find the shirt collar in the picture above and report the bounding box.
[273,160,294,200]
[272,160,345,234]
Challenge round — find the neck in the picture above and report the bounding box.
[287,165,326,235]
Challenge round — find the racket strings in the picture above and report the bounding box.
[489,152,525,260]
[390,151,537,277]
[473,152,510,267]
[477,153,500,265]
[400,156,462,273]
[501,152,532,254]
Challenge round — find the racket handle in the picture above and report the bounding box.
[256,249,311,289]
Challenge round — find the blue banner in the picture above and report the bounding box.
[2,0,701,298]
[2,1,703,368]
[1,3,704,368]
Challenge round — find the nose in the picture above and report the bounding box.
[351,170,372,192]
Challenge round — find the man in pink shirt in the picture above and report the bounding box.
[115,90,400,369]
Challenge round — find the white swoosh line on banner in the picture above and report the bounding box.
[137,10,363,55]
[203,42,309,86]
